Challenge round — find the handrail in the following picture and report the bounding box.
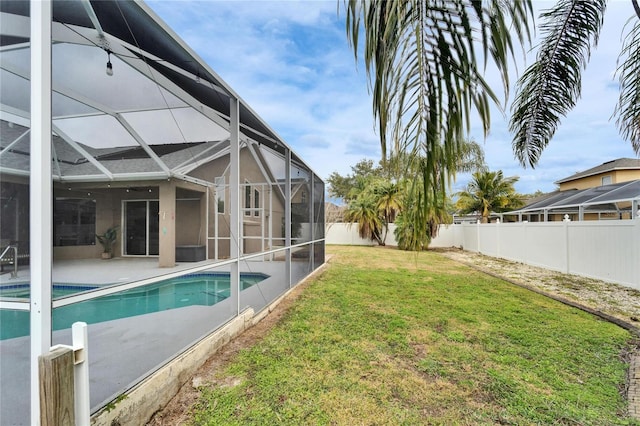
[0,245,18,278]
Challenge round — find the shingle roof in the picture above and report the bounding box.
[555,158,640,184]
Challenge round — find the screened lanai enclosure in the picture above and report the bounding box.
[503,180,640,222]
[0,1,325,424]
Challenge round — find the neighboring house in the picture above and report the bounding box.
[555,158,640,190]
[505,158,640,222]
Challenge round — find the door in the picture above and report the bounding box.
[124,200,159,256]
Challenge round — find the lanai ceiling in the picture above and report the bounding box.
[0,0,304,183]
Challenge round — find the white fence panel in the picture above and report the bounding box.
[327,223,453,247]
[430,225,456,248]
[567,221,637,287]
[461,223,479,252]
[452,224,464,248]
[478,224,499,257]
[325,223,373,245]
[499,223,527,262]
[523,222,567,272]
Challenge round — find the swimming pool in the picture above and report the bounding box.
[0,272,267,340]
[0,284,99,299]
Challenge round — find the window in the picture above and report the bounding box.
[254,188,260,216]
[54,198,96,246]
[245,184,251,216]
[601,175,612,186]
[215,176,225,213]
[243,181,261,217]
[301,190,307,204]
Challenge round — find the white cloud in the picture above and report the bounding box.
[148,0,639,196]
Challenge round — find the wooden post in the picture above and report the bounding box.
[39,346,75,426]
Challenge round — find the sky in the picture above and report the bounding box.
[147,0,640,197]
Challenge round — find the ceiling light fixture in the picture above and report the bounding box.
[106,50,113,76]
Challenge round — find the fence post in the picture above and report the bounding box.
[46,322,90,426]
[476,220,481,253]
[635,218,640,290]
[564,220,570,274]
[496,219,500,258]
[39,346,75,426]
[72,322,90,424]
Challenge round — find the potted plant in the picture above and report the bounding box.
[96,225,119,259]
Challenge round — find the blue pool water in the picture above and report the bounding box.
[0,272,267,340]
[0,284,99,299]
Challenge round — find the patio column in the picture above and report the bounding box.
[159,180,176,267]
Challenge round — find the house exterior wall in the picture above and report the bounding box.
[53,187,118,260]
[189,147,288,258]
[3,144,299,263]
[614,169,640,184]
[175,199,201,246]
[558,169,640,190]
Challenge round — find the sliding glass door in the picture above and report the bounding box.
[124,200,159,256]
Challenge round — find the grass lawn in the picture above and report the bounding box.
[190,246,637,425]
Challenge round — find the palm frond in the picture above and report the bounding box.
[345,0,533,187]
[455,139,487,173]
[615,18,640,154]
[510,0,606,168]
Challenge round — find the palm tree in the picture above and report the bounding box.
[455,170,524,223]
[511,0,640,167]
[374,180,402,244]
[344,195,383,245]
[345,1,533,198]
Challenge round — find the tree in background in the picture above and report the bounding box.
[344,194,383,245]
[330,138,485,249]
[373,180,402,243]
[327,159,382,202]
[390,139,485,250]
[455,170,525,223]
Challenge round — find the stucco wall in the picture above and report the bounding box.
[559,169,640,191]
[176,199,201,245]
[190,147,288,258]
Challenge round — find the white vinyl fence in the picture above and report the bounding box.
[326,219,640,290]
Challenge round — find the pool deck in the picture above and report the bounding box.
[0,256,221,287]
[0,256,311,425]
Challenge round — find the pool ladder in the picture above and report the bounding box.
[0,245,18,279]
